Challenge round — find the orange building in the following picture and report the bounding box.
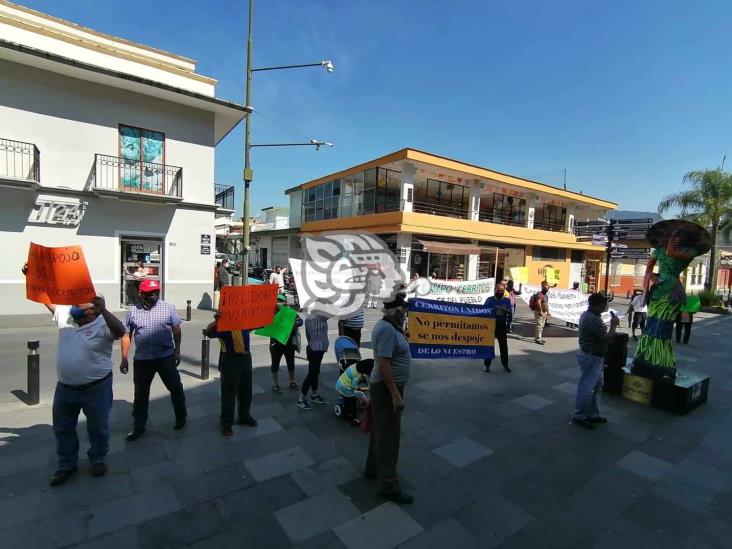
[294,148,616,288]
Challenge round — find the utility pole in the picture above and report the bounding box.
[603,219,615,295]
[242,0,254,284]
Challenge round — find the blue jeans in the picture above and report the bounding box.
[52,373,113,471]
[573,351,603,420]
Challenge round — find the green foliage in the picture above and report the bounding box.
[698,290,722,307]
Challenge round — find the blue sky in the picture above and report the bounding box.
[20,0,732,216]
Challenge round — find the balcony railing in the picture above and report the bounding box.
[412,200,471,219]
[533,219,566,232]
[478,210,526,227]
[0,138,40,183]
[215,184,235,210]
[87,154,182,198]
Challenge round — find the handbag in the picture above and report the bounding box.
[359,403,372,434]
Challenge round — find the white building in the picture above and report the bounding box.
[0,1,247,314]
[248,187,303,270]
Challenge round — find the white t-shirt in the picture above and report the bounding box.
[54,306,114,385]
[631,295,647,314]
[269,272,284,289]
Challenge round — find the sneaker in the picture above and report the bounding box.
[289,381,300,391]
[571,418,594,430]
[297,398,312,411]
[311,395,327,405]
[126,428,145,442]
[272,385,282,394]
[588,416,608,424]
[483,365,491,373]
[90,463,107,477]
[174,418,186,431]
[503,365,512,373]
[50,467,77,486]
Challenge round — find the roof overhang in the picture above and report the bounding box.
[0,39,247,144]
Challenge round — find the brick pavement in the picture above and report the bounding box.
[0,304,730,548]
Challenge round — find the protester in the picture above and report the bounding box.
[675,311,693,344]
[270,293,303,393]
[572,293,619,429]
[336,359,374,425]
[269,265,285,293]
[218,260,232,288]
[23,262,126,485]
[339,307,365,346]
[484,281,512,373]
[505,279,522,333]
[629,290,647,341]
[298,314,329,410]
[120,279,187,441]
[530,280,550,345]
[364,292,413,505]
[205,313,257,436]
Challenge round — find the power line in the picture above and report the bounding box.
[252,108,313,142]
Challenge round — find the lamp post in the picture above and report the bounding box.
[242,0,333,283]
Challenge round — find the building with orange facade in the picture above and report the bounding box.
[287,148,617,288]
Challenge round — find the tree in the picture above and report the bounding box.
[658,169,732,290]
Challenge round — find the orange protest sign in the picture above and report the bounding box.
[26,243,95,305]
[217,284,278,331]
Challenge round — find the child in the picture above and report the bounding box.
[335,359,374,425]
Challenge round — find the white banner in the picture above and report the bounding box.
[520,285,620,324]
[408,277,496,305]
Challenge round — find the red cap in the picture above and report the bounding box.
[139,279,161,293]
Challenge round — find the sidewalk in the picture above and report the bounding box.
[0,305,730,548]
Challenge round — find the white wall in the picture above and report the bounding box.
[0,60,216,205]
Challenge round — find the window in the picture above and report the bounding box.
[571,250,584,263]
[118,124,166,192]
[534,204,567,232]
[532,246,566,262]
[363,168,376,214]
[483,192,526,225]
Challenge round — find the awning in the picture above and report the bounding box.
[417,239,482,255]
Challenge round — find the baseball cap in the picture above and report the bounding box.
[139,279,161,293]
[277,293,288,303]
[383,292,407,310]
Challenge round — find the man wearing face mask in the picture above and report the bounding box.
[23,262,127,486]
[120,279,187,441]
[530,280,551,345]
[483,281,512,373]
[364,291,413,505]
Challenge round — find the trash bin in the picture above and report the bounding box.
[603,332,628,395]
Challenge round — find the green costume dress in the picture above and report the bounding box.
[633,247,693,379]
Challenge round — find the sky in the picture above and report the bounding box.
[18,0,732,217]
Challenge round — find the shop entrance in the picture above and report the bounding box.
[120,237,163,307]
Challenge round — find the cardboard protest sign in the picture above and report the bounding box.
[218,284,278,330]
[26,243,95,305]
[545,268,560,286]
[509,266,528,284]
[407,297,495,360]
[255,305,298,345]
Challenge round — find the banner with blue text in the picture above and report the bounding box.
[407,298,495,360]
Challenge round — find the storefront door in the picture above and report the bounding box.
[121,237,163,307]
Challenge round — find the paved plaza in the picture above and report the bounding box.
[0,303,730,548]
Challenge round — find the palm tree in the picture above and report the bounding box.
[658,169,732,290]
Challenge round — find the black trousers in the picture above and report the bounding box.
[484,324,509,369]
[338,321,362,346]
[270,339,296,373]
[632,312,647,332]
[365,381,404,496]
[219,352,253,427]
[343,396,358,420]
[302,347,325,395]
[675,322,691,344]
[132,355,186,430]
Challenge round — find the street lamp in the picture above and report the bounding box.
[241,0,333,283]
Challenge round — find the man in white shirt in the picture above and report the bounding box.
[23,263,126,486]
[269,265,285,292]
[630,290,648,341]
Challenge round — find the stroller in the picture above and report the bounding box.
[333,336,371,422]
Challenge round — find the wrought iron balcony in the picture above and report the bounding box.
[0,138,40,185]
[215,183,235,211]
[87,154,182,200]
[412,200,471,219]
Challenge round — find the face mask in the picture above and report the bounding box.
[542,288,549,294]
[70,306,87,320]
[141,293,159,306]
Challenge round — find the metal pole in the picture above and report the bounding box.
[242,0,254,285]
[201,330,210,380]
[603,220,615,295]
[186,299,192,321]
[27,340,40,405]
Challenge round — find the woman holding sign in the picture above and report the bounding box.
[268,294,303,393]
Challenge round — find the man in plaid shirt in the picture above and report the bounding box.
[120,279,187,441]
